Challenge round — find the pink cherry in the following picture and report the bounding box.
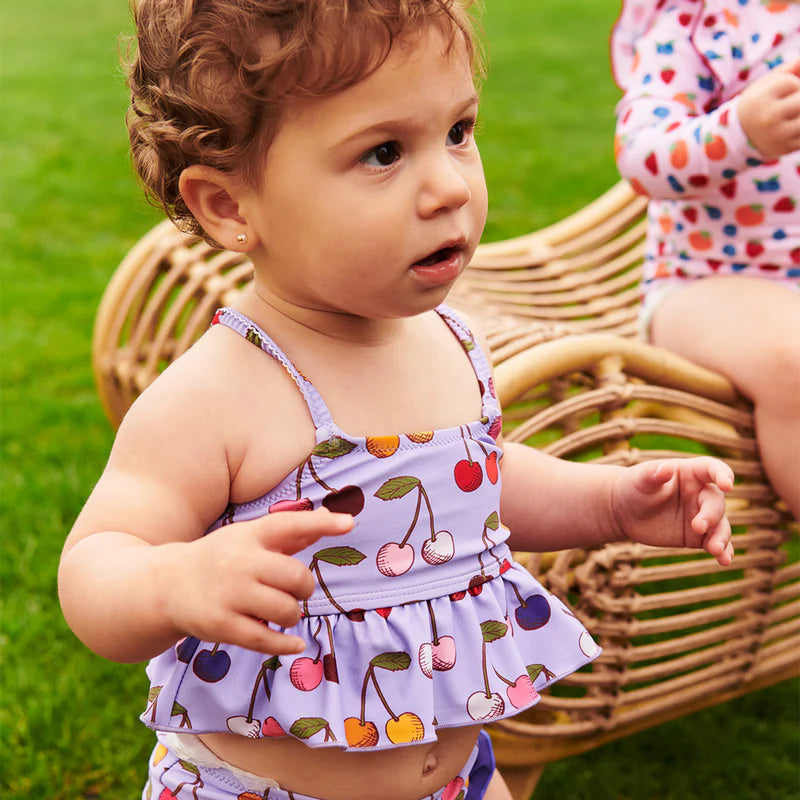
[376,542,414,576]
[431,636,457,671]
[269,497,313,513]
[442,776,466,800]
[506,675,539,709]
[289,657,324,691]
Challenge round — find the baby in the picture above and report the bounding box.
[59,2,735,798]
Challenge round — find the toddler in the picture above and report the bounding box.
[612,0,800,517]
[59,2,735,799]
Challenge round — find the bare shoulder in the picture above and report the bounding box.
[69,325,317,546]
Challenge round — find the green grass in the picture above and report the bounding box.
[1,1,797,798]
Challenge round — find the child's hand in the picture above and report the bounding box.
[161,508,354,655]
[610,457,735,566]
[738,58,800,158]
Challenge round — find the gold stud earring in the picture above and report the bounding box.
[236,233,247,244]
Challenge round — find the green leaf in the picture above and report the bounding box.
[312,437,357,459]
[147,686,162,702]
[480,620,508,643]
[374,476,420,500]
[171,701,187,717]
[178,760,201,777]
[370,651,412,671]
[263,655,282,671]
[314,546,366,566]
[289,717,329,739]
[461,338,475,352]
[526,664,544,682]
[484,511,499,530]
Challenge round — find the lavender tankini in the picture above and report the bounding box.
[142,306,601,751]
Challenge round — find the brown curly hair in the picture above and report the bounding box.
[125,0,484,238]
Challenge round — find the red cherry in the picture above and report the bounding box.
[454,459,483,492]
[485,452,499,484]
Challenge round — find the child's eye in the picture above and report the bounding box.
[360,141,401,169]
[448,118,476,146]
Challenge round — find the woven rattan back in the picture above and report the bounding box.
[487,338,798,778]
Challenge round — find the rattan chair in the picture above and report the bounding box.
[92,181,799,799]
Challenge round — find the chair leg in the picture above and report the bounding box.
[499,764,545,800]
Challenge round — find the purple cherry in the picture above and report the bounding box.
[193,647,231,682]
[514,594,551,631]
[176,636,200,663]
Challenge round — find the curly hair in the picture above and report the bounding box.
[124,0,484,238]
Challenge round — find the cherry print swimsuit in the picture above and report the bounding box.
[142,306,600,751]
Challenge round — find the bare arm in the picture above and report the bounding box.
[58,343,352,663]
[500,440,734,565]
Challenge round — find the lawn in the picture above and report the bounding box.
[1,1,798,798]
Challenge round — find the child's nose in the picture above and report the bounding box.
[416,154,472,217]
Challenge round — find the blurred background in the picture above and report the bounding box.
[1,0,797,797]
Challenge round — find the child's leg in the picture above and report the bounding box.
[650,275,800,518]
[483,769,515,799]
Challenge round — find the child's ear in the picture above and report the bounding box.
[178,166,254,250]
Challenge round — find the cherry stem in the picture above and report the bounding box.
[467,425,489,457]
[492,666,514,687]
[420,484,436,539]
[459,426,473,464]
[311,560,348,614]
[324,616,336,660]
[370,669,399,721]
[399,487,423,547]
[306,457,334,492]
[427,600,440,646]
[312,619,323,662]
[511,583,526,608]
[481,640,491,698]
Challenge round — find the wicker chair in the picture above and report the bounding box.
[92,182,799,800]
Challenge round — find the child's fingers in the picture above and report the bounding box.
[224,614,308,655]
[778,57,800,80]
[703,458,734,493]
[634,461,675,494]
[254,508,354,555]
[702,517,734,567]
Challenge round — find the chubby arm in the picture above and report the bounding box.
[614,2,763,198]
[500,441,734,565]
[59,350,352,664]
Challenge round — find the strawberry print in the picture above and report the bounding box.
[612,0,800,289]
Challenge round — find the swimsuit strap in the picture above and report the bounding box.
[436,304,497,414]
[211,307,336,435]
[211,305,496,435]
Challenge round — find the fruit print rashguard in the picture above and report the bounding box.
[612,0,800,298]
[141,306,601,751]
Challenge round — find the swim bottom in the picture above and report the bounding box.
[143,728,496,800]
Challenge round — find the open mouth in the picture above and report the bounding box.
[413,246,459,267]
